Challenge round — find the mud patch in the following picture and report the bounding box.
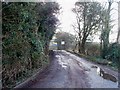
[76,61,90,72]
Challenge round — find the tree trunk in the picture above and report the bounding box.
[117,29,120,44]
[44,41,49,55]
[81,43,85,54]
[78,41,81,53]
[102,36,109,58]
[101,1,112,58]
[80,37,86,54]
[80,3,86,54]
[73,43,77,52]
[117,1,120,44]
[100,38,103,57]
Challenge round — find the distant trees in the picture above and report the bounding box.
[72,2,102,54]
[55,32,76,50]
[2,2,59,88]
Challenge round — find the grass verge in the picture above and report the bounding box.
[67,50,118,71]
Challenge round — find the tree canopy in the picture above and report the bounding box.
[55,32,76,50]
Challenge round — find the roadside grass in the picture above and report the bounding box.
[67,50,118,71]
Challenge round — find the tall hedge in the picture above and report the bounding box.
[2,2,59,88]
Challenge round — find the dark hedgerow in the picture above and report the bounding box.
[2,2,59,88]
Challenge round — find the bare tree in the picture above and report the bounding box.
[100,0,113,58]
[73,2,102,54]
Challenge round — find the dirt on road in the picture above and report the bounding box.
[15,50,118,88]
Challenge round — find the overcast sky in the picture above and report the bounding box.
[56,0,120,43]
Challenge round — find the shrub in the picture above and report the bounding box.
[106,43,120,68]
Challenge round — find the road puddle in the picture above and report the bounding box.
[91,65,118,83]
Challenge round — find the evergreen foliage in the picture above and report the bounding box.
[2,2,59,88]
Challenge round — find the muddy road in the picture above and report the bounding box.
[15,50,118,88]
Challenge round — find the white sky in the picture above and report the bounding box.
[56,0,120,43]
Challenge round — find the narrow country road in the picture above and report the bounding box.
[15,50,118,88]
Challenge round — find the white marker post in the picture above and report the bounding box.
[61,41,65,50]
[61,41,65,45]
